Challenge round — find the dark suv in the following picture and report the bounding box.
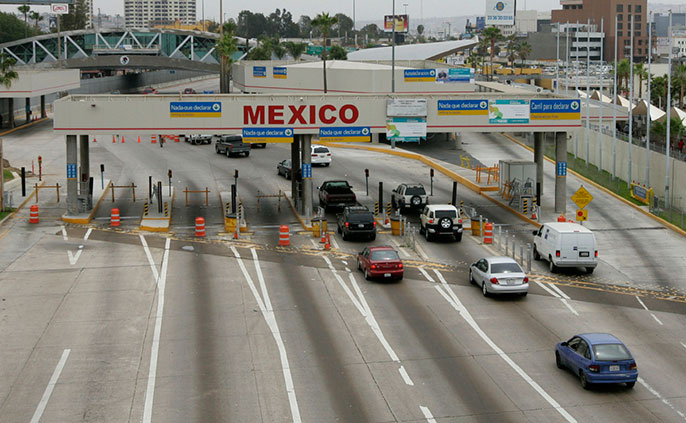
[337,206,377,241]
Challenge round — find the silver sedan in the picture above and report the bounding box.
[469,257,529,297]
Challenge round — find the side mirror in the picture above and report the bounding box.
[532,230,539,235]
[560,341,568,347]
[316,186,321,190]
[349,186,353,189]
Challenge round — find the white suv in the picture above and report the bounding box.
[311,145,332,166]
[419,205,463,242]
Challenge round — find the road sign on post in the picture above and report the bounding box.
[571,185,593,209]
[576,209,588,221]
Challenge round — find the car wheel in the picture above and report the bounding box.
[425,228,432,242]
[533,245,540,260]
[549,257,558,273]
[469,269,475,284]
[419,224,425,235]
[244,151,250,157]
[396,274,403,281]
[520,291,528,297]
[226,150,231,158]
[482,282,489,297]
[325,163,330,167]
[580,371,590,390]
[215,146,221,154]
[410,195,422,207]
[337,225,342,234]
[586,267,594,274]
[555,352,564,369]
[286,171,291,180]
[369,233,376,241]
[342,231,348,241]
[626,382,635,389]
[364,268,371,280]
[357,259,361,270]
[454,232,463,242]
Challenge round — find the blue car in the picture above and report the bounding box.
[555,333,638,389]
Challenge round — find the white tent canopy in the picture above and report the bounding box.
[591,90,613,103]
[577,89,589,99]
[632,100,666,121]
[657,106,686,124]
[613,94,633,109]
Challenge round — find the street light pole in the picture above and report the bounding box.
[392,0,396,94]
[556,22,560,95]
[585,18,591,167]
[666,10,673,208]
[612,15,618,179]
[628,14,634,184]
[646,11,653,187]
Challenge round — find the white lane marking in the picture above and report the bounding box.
[638,377,686,421]
[142,238,171,423]
[533,281,579,316]
[323,256,366,316]
[390,238,411,259]
[420,405,438,423]
[681,342,686,351]
[139,234,159,283]
[30,349,71,423]
[232,247,302,423]
[547,282,570,300]
[418,267,435,283]
[398,365,414,386]
[330,235,340,250]
[60,226,68,241]
[414,241,430,261]
[431,270,577,423]
[635,296,664,326]
[310,239,319,249]
[67,228,93,266]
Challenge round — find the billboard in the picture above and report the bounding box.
[485,0,515,26]
[384,14,409,33]
[0,0,73,3]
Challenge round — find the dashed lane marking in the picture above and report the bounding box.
[681,342,686,351]
[420,406,437,423]
[635,296,664,325]
[638,377,686,421]
[30,349,71,423]
[532,280,579,316]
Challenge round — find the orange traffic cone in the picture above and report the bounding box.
[137,136,141,143]
[112,135,116,143]
[92,137,97,143]
[324,234,331,250]
[121,136,125,143]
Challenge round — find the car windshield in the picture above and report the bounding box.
[405,187,426,195]
[347,211,373,223]
[314,147,329,153]
[593,344,632,361]
[325,182,350,192]
[435,210,457,219]
[370,250,399,261]
[490,262,523,274]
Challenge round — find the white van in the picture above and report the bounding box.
[532,222,598,274]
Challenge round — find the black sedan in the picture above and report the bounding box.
[277,160,293,179]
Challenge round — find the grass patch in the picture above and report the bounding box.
[3,169,13,182]
[0,208,15,221]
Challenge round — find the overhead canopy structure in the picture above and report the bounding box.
[591,90,613,103]
[657,106,686,124]
[347,39,477,61]
[633,100,666,121]
[613,94,633,110]
[577,89,589,99]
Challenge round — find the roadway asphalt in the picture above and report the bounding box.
[0,77,685,422]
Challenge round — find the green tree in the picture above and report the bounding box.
[334,13,354,41]
[477,37,490,77]
[329,45,347,60]
[673,64,686,107]
[216,22,238,93]
[633,63,648,99]
[298,15,313,38]
[61,0,87,31]
[505,35,518,67]
[283,41,307,60]
[264,38,286,59]
[17,4,30,38]
[615,59,631,96]
[29,11,42,31]
[518,41,531,68]
[237,10,268,40]
[482,26,502,80]
[0,12,32,43]
[417,24,424,36]
[0,53,19,88]
[311,12,338,93]
[466,51,483,74]
[651,117,685,145]
[650,75,667,108]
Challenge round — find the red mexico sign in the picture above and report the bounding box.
[243,104,360,126]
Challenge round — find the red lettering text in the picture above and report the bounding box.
[243,106,265,124]
[319,104,337,124]
[268,105,284,124]
[288,105,307,125]
[309,105,316,124]
[339,104,359,124]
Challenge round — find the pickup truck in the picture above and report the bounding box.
[215,135,250,157]
[318,180,357,211]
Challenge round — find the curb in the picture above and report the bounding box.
[0,180,46,227]
[282,192,311,231]
[0,117,50,137]
[500,133,686,237]
[318,142,541,228]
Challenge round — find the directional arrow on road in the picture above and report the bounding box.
[61,226,92,265]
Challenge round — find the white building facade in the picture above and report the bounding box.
[124,0,196,28]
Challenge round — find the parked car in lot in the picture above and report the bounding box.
[311,145,332,166]
[277,159,300,180]
[252,142,267,148]
[469,257,529,297]
[318,180,356,210]
[391,183,428,211]
[182,87,196,94]
[419,204,463,242]
[357,246,403,280]
[142,86,158,94]
[215,135,250,157]
[555,333,638,390]
[185,134,212,145]
[533,222,597,273]
[337,206,376,241]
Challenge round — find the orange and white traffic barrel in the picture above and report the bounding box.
[557,214,566,222]
[29,205,39,223]
[195,217,206,237]
[279,225,290,246]
[483,222,493,244]
[110,208,121,227]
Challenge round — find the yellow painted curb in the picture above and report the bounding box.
[0,117,49,137]
[282,191,311,231]
[140,187,175,232]
[500,133,686,237]
[62,181,113,224]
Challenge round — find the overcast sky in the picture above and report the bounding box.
[3,0,686,22]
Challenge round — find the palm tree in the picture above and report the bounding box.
[481,27,502,81]
[283,41,307,61]
[616,59,631,96]
[506,35,518,67]
[466,51,482,74]
[633,63,648,99]
[18,4,31,39]
[518,42,531,68]
[29,11,43,31]
[215,24,238,93]
[673,64,686,107]
[311,12,338,93]
[650,75,667,108]
[0,54,19,89]
[477,38,489,77]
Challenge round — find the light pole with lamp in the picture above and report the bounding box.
[392,0,396,94]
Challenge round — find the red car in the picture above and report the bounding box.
[142,87,157,94]
[357,246,404,281]
[183,88,196,94]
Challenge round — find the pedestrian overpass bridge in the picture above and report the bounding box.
[0,28,247,72]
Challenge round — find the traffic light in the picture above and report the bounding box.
[168,169,172,179]
[234,169,239,179]
[364,168,369,177]
[430,168,434,178]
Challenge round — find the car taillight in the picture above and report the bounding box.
[370,264,377,269]
[398,263,403,269]
[429,219,434,224]
[326,153,331,156]
[312,154,317,157]
[589,365,600,373]
[372,221,376,227]
[490,277,499,284]
[556,250,561,257]
[458,219,463,224]
[595,251,598,257]
[523,277,529,283]
[326,195,331,200]
[629,362,637,371]
[345,222,349,228]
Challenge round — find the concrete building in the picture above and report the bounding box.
[654,12,686,37]
[124,0,196,29]
[522,22,604,62]
[552,0,648,61]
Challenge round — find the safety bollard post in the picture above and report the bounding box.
[110,208,121,227]
[29,205,39,223]
[195,217,206,237]
[527,243,532,273]
[279,225,290,246]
